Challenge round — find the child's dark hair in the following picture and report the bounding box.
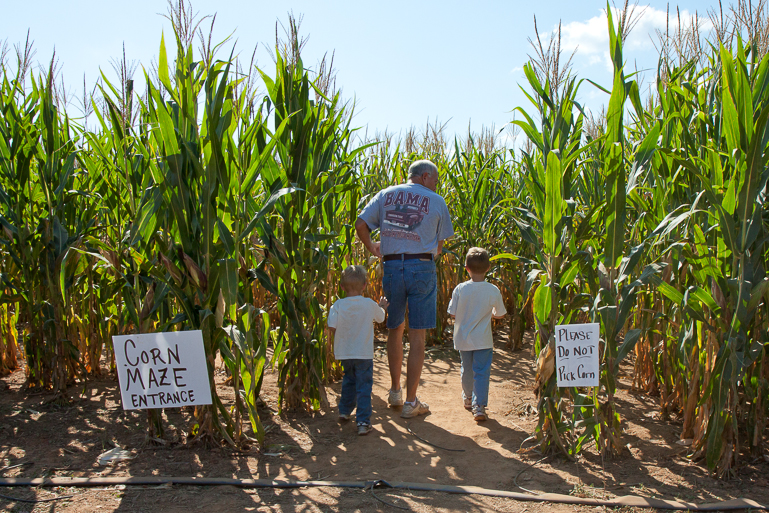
[465,247,490,274]
[341,265,368,290]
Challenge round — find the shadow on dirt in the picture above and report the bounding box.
[3,326,769,510]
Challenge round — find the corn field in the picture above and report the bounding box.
[2,1,769,477]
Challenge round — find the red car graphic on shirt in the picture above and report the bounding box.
[384,205,424,231]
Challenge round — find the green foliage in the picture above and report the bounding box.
[257,42,365,411]
[2,4,769,478]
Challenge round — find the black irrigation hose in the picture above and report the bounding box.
[366,480,409,510]
[406,422,465,452]
[0,477,766,511]
[513,455,551,495]
[0,462,72,503]
[0,492,74,504]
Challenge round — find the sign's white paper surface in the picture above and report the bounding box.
[555,323,600,387]
[112,331,212,410]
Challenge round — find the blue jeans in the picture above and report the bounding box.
[339,359,374,425]
[382,259,437,329]
[460,348,493,408]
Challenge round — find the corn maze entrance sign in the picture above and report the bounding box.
[555,323,600,387]
[112,331,212,410]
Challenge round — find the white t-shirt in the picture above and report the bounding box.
[447,280,507,351]
[327,296,386,360]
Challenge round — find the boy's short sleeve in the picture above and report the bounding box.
[492,286,507,317]
[372,300,386,323]
[448,285,460,315]
[358,192,382,230]
[327,303,338,328]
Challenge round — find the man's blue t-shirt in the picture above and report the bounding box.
[358,183,454,256]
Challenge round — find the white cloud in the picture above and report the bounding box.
[525,7,715,114]
[555,6,713,70]
[559,9,609,56]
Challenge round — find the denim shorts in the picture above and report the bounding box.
[382,259,437,330]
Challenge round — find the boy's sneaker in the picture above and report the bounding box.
[338,413,351,423]
[401,398,430,418]
[388,388,404,406]
[473,405,487,422]
[357,423,373,436]
[463,398,472,411]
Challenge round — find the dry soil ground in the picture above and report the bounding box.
[1,331,768,512]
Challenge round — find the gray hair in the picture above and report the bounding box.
[408,160,438,180]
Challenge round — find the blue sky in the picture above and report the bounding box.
[2,1,709,144]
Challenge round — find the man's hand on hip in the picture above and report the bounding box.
[355,218,382,258]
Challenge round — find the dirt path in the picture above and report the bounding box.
[1,333,767,512]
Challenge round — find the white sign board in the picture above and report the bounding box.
[555,323,600,387]
[112,331,212,410]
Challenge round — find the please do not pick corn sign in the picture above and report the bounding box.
[112,331,212,410]
[554,323,600,388]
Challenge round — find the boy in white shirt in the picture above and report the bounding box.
[447,247,507,421]
[327,265,389,435]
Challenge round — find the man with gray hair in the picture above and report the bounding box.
[355,160,454,418]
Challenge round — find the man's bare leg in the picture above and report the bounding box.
[387,322,405,392]
[405,328,426,403]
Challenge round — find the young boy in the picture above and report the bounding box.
[327,265,389,435]
[447,247,507,421]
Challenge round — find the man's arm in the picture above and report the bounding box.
[355,218,382,258]
[436,199,454,256]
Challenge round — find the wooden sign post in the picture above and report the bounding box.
[554,322,600,388]
[112,331,212,410]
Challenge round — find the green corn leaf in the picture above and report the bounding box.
[561,260,580,288]
[217,218,235,255]
[218,258,239,308]
[649,275,684,304]
[603,142,625,268]
[690,286,721,314]
[224,325,248,358]
[614,329,642,374]
[617,243,645,283]
[720,46,742,152]
[158,33,173,93]
[240,187,299,242]
[747,277,769,311]
[533,277,552,326]
[543,150,563,255]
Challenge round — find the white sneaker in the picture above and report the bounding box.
[463,397,472,411]
[473,405,487,421]
[401,398,430,418]
[388,388,404,406]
